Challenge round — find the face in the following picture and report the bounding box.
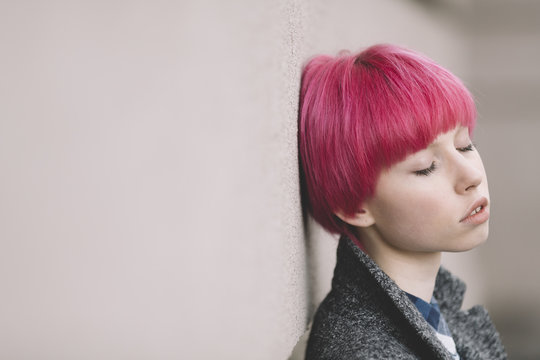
[361,125,490,253]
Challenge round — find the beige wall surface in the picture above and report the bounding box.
[1,0,535,359]
[1,1,308,359]
[466,1,540,358]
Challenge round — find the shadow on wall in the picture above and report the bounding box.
[288,325,311,360]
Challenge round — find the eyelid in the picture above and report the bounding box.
[414,161,436,176]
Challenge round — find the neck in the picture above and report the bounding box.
[358,228,441,303]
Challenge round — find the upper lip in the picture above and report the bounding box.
[460,197,489,222]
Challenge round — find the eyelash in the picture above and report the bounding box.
[415,162,437,176]
[414,143,475,176]
[457,143,475,152]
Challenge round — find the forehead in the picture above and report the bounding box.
[426,126,470,148]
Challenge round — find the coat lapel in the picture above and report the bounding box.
[434,266,507,360]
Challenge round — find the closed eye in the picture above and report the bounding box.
[457,143,475,152]
[414,162,437,176]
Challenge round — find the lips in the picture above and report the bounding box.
[460,197,489,224]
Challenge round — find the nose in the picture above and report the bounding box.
[453,154,484,194]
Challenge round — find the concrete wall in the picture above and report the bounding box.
[0,1,505,359]
[1,1,308,359]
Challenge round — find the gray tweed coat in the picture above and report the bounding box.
[305,236,507,360]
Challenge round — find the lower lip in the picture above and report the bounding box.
[460,206,490,225]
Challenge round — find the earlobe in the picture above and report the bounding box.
[335,208,375,228]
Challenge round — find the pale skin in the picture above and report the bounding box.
[337,125,490,302]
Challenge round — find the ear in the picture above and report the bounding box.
[334,207,375,228]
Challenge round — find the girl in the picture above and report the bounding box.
[298,44,506,359]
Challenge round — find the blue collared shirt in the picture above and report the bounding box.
[406,292,460,360]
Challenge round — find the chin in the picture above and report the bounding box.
[447,223,489,253]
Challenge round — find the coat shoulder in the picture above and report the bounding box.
[305,291,417,360]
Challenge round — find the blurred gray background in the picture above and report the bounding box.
[1,0,539,359]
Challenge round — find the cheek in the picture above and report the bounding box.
[378,186,442,218]
[372,189,447,239]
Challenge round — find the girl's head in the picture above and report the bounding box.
[298,44,479,244]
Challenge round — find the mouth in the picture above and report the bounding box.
[460,197,489,224]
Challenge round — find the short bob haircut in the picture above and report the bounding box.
[298,44,477,243]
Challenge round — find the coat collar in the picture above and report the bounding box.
[333,235,466,311]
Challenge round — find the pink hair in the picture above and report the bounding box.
[298,44,476,243]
